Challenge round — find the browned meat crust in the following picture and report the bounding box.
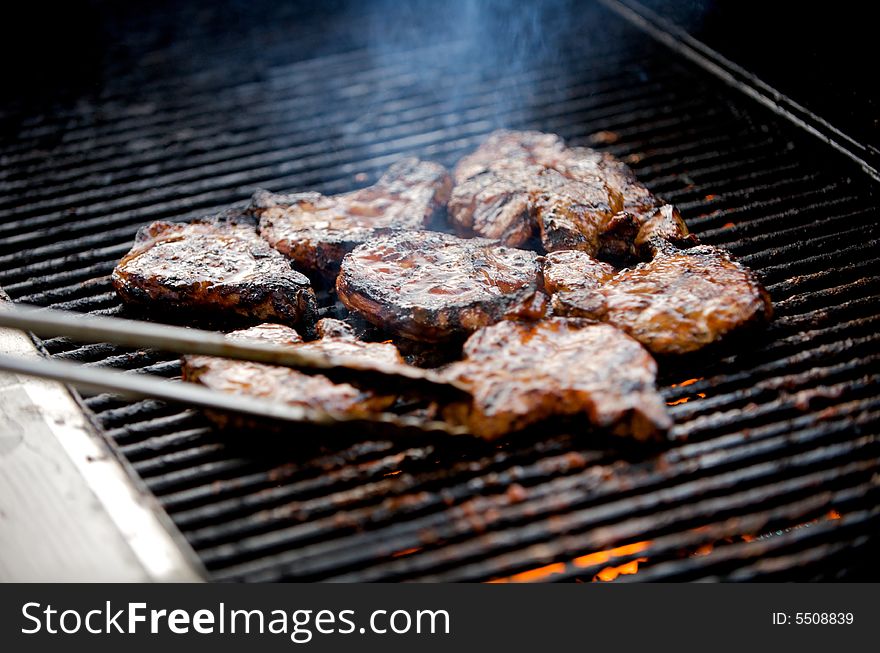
[542,249,617,294]
[448,130,695,261]
[181,323,403,425]
[550,245,773,355]
[441,318,671,440]
[112,219,317,325]
[254,158,452,279]
[336,231,548,342]
[314,317,357,340]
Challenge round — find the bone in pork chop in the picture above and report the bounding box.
[441,318,671,440]
[550,244,773,355]
[112,218,317,325]
[448,130,694,261]
[181,320,403,426]
[253,158,452,279]
[336,230,548,342]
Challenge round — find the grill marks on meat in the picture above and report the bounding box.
[336,231,548,342]
[112,219,317,325]
[549,245,773,355]
[448,130,695,261]
[181,321,403,424]
[254,158,452,279]
[441,318,671,440]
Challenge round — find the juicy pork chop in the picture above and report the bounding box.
[548,244,773,355]
[253,158,452,279]
[448,130,694,261]
[181,320,403,425]
[336,230,548,342]
[542,249,617,294]
[112,218,317,325]
[441,318,671,440]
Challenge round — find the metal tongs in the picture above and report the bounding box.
[0,303,473,436]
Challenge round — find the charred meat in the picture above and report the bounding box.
[550,244,773,355]
[254,158,452,279]
[112,219,317,325]
[336,231,548,342]
[441,318,671,440]
[182,321,404,425]
[448,130,694,261]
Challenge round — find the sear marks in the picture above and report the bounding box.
[254,158,452,279]
[551,244,774,355]
[112,219,317,325]
[182,322,404,425]
[448,130,695,261]
[441,318,671,440]
[336,230,548,342]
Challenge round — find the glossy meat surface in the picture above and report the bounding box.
[551,244,773,354]
[336,231,548,342]
[448,130,694,261]
[254,158,452,279]
[542,249,617,294]
[112,219,317,325]
[182,322,403,422]
[441,318,671,440]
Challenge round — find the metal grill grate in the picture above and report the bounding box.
[1,1,878,581]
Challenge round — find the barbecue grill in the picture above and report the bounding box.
[1,0,877,582]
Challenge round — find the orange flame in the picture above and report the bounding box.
[694,543,714,557]
[670,378,703,388]
[573,540,651,568]
[667,397,690,406]
[489,562,567,583]
[488,540,652,583]
[594,558,647,582]
[391,547,421,558]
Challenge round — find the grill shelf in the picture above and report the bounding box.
[1,1,877,581]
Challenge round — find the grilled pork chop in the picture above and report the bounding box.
[448,130,694,261]
[254,158,452,279]
[542,249,617,294]
[181,321,403,425]
[336,231,548,342]
[112,219,317,325]
[550,244,773,355]
[441,318,671,440]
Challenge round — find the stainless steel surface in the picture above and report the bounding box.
[0,326,204,581]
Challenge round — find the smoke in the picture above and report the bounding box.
[328,0,597,158]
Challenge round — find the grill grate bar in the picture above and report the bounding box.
[0,43,643,168]
[191,400,874,569]
[0,50,654,205]
[212,425,878,581]
[0,85,706,245]
[386,472,880,583]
